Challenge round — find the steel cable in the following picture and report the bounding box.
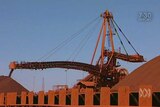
[67,18,101,61]
[111,19,128,56]
[37,16,100,61]
[112,19,139,55]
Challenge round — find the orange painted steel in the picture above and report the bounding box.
[0,93,4,105]
[91,21,103,65]
[6,92,17,105]
[8,10,145,89]
[107,16,114,53]
[85,88,94,105]
[38,91,45,104]
[9,61,100,76]
[139,85,152,107]
[71,89,78,105]
[118,86,130,106]
[104,51,144,62]
[28,91,34,104]
[100,17,106,69]
[21,91,27,105]
[100,87,110,105]
[59,90,66,105]
[0,85,154,106]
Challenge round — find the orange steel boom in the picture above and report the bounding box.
[9,10,145,88]
[104,50,144,62]
[9,61,101,77]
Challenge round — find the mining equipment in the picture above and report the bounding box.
[9,10,145,90]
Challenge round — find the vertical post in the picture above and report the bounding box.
[48,90,55,105]
[85,88,93,105]
[6,92,17,105]
[107,17,115,52]
[100,87,110,105]
[28,92,34,105]
[0,93,4,105]
[38,91,44,104]
[91,22,103,64]
[71,89,78,105]
[21,92,27,105]
[101,18,106,68]
[139,85,152,106]
[118,86,130,106]
[59,89,66,105]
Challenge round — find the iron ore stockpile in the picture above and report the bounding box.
[0,76,28,95]
[112,55,160,92]
[0,10,159,106]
